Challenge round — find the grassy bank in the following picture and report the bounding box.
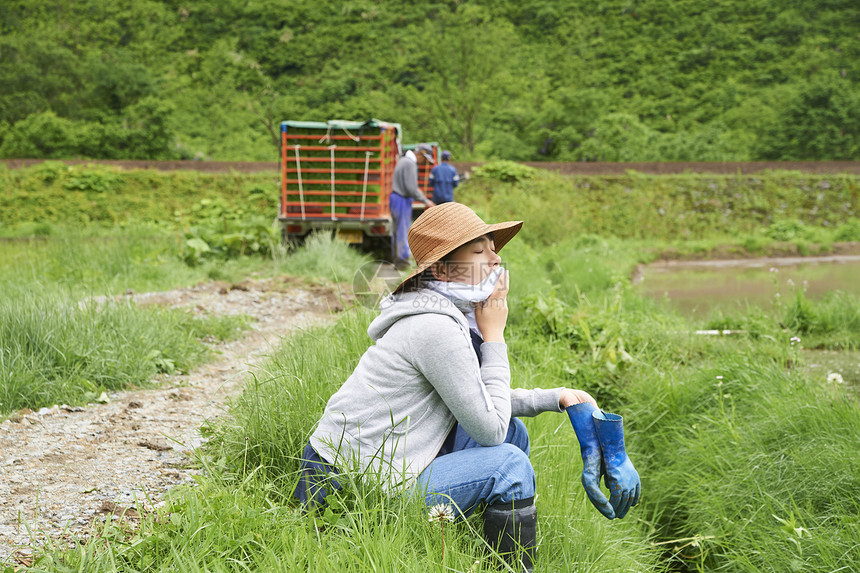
[509,241,860,570]
[30,306,665,573]
[0,162,277,230]
[630,344,860,571]
[3,163,859,249]
[0,227,368,300]
[462,163,860,253]
[0,292,250,417]
[22,233,859,572]
[0,226,254,417]
[4,165,859,570]
[0,219,368,418]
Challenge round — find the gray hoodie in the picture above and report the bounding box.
[309,289,564,490]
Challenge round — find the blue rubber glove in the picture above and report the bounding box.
[592,411,641,519]
[566,403,615,519]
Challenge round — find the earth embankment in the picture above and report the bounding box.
[4,159,860,175]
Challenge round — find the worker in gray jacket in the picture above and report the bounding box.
[390,144,435,268]
[295,203,640,572]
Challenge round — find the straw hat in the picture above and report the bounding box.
[394,202,523,292]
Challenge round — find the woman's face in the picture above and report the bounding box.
[434,234,501,285]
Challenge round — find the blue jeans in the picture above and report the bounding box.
[412,418,535,517]
[389,192,413,264]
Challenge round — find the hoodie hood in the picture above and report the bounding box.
[368,289,466,341]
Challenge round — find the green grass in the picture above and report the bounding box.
[4,164,859,255]
[27,474,524,572]
[0,292,250,416]
[782,289,860,350]
[0,225,371,300]
[3,167,859,571]
[504,242,860,572]
[0,163,277,229]
[0,227,224,298]
[274,231,372,286]
[626,341,860,572]
[26,304,665,572]
[700,288,860,351]
[18,232,860,573]
[460,168,860,249]
[0,223,369,418]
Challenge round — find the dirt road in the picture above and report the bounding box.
[0,277,345,565]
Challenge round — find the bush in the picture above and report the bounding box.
[180,198,277,265]
[0,98,179,160]
[765,219,808,241]
[472,160,537,183]
[758,75,860,160]
[834,218,860,241]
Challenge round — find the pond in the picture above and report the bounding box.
[634,255,860,389]
[634,255,860,317]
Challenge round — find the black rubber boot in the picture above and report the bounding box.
[482,497,537,573]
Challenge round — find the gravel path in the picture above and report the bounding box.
[0,277,344,565]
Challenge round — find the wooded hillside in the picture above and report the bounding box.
[1,0,858,161]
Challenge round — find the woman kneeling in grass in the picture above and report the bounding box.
[295,202,640,572]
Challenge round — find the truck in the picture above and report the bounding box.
[278,118,437,259]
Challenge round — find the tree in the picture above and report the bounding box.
[413,6,526,157]
[758,75,860,160]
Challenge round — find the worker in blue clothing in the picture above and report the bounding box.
[429,150,460,204]
[391,143,435,269]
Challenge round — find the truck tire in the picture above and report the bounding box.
[281,227,306,248]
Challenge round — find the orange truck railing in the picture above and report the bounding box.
[279,119,402,243]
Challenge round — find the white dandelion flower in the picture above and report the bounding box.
[428,504,456,523]
[827,372,845,384]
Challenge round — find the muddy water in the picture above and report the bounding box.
[634,255,860,316]
[635,255,860,389]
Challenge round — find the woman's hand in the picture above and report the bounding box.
[475,270,509,343]
[560,388,598,409]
